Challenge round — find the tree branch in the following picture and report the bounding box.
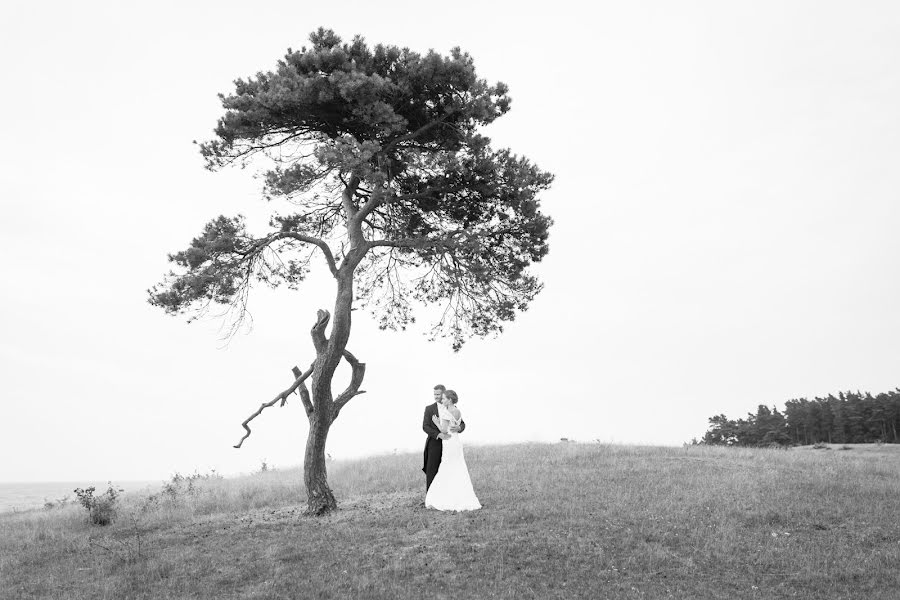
[368,230,465,250]
[311,309,330,354]
[353,182,386,226]
[290,366,314,415]
[276,232,339,277]
[381,113,455,153]
[341,175,361,221]
[233,361,316,448]
[332,350,366,418]
[389,185,464,203]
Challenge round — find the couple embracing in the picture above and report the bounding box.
[422,384,481,511]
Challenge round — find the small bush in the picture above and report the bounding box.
[74,484,122,526]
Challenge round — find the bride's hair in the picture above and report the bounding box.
[444,389,459,404]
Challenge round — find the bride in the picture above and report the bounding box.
[425,389,481,511]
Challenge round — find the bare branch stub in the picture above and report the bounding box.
[333,349,367,419]
[233,362,315,448]
[311,309,330,354]
[291,366,314,416]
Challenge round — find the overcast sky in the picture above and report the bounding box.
[2,1,898,482]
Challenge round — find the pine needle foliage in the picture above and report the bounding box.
[149,27,554,350]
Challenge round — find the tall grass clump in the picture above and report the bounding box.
[135,469,309,520]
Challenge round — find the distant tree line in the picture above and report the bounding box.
[701,388,900,446]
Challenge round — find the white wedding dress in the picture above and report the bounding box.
[425,404,481,511]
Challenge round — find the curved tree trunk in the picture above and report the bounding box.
[298,176,369,516]
[302,271,356,515]
[304,383,335,515]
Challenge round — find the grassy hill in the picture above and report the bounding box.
[1,442,899,599]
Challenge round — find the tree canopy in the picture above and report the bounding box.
[149,28,553,350]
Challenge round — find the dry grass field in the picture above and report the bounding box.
[1,442,899,599]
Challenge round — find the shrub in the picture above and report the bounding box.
[74,484,121,526]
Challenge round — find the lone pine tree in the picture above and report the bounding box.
[149,28,554,515]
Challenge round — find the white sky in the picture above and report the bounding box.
[1,1,898,482]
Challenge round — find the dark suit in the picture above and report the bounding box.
[422,402,466,491]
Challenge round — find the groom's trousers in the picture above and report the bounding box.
[423,437,443,491]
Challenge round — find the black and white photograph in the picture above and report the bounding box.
[1,1,899,598]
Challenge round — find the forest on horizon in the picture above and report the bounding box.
[701,388,900,447]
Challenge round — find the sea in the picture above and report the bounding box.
[0,480,162,514]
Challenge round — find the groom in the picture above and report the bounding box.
[422,384,466,491]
